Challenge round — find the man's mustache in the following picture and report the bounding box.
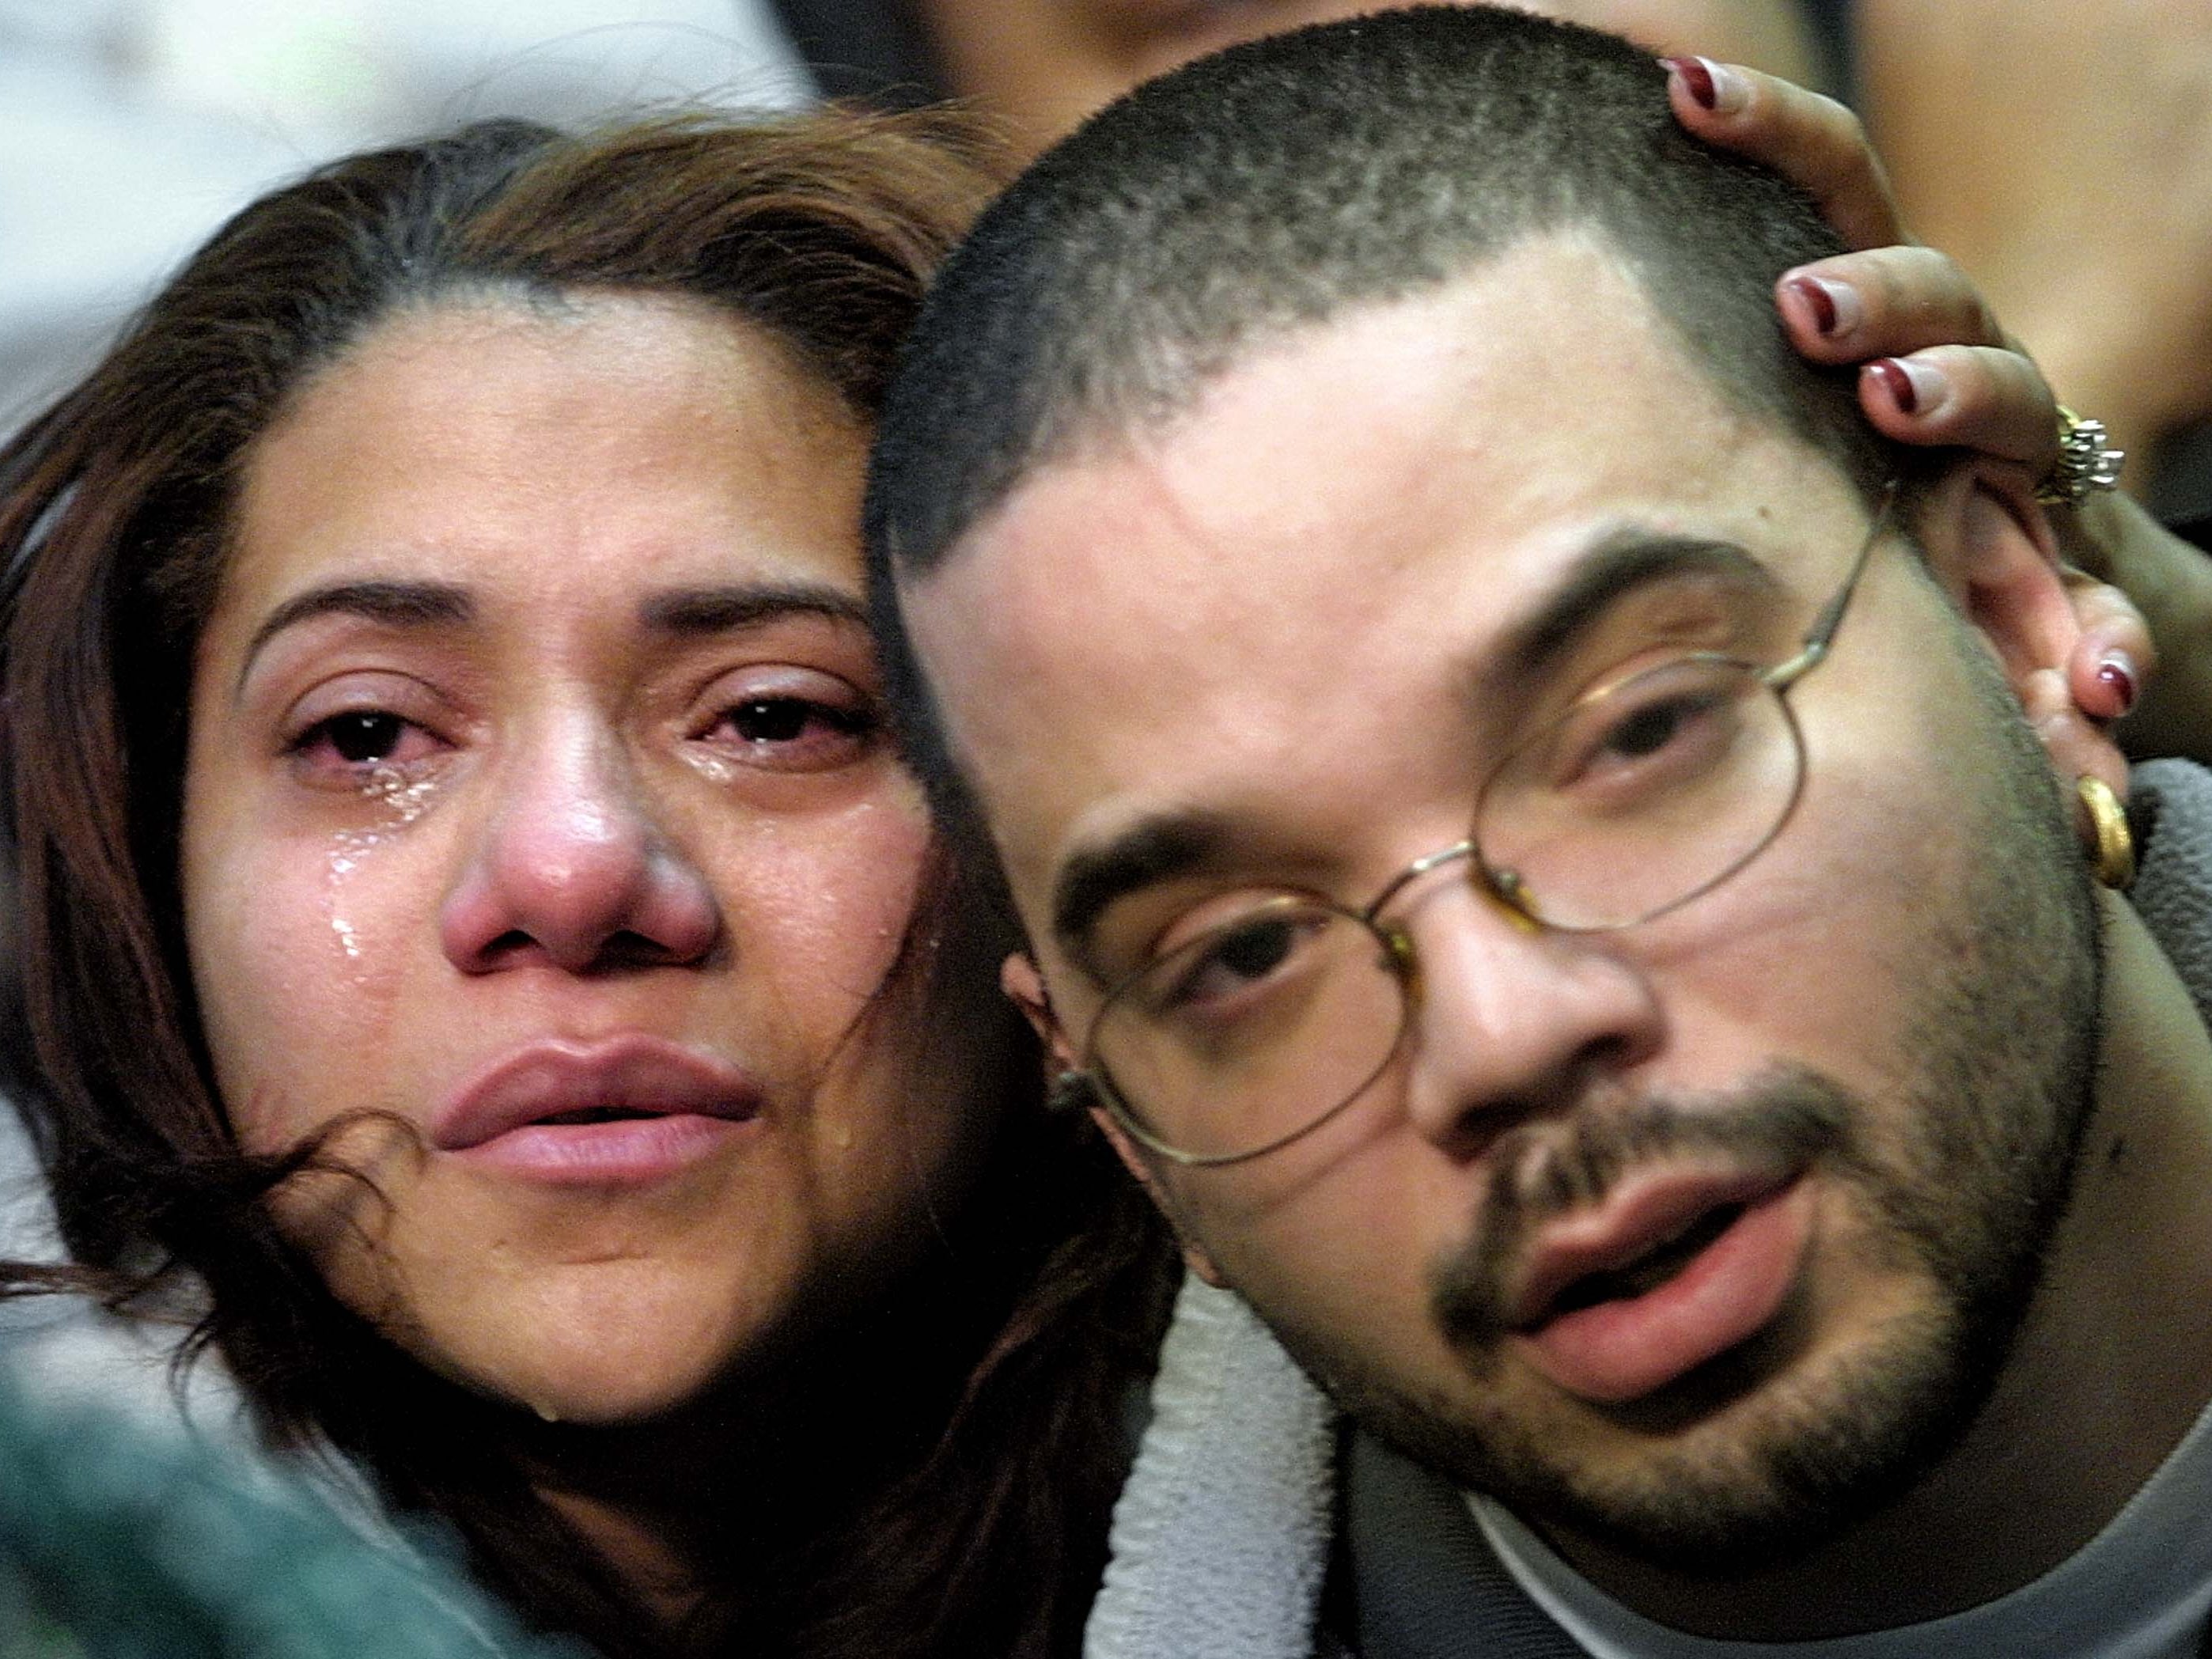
[1431,1067,1862,1348]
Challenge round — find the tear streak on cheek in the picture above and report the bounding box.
[324,765,446,971]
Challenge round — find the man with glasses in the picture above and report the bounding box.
[872,7,2212,1653]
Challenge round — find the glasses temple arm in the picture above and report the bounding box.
[1763,479,1899,691]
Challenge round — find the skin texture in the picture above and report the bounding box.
[921,0,1820,158]
[182,294,997,1436]
[907,236,2212,1636]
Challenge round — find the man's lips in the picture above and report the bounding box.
[1506,1169,1814,1404]
[433,1037,763,1182]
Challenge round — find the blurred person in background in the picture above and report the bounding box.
[768,0,1833,153]
[763,0,2212,523]
[0,0,804,436]
[1850,0,2212,525]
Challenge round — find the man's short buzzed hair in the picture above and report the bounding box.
[866,3,1901,790]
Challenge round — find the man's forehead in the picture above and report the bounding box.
[934,232,1778,608]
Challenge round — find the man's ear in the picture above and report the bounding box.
[1087,1108,1231,1286]
[1001,952,1229,1286]
[999,952,1071,1067]
[1911,464,2128,801]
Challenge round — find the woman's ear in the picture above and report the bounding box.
[1911,464,2129,801]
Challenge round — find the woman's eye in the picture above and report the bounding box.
[323,711,407,763]
[701,695,877,771]
[289,708,443,777]
[729,699,829,744]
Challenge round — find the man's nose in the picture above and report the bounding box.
[440,714,720,975]
[1393,879,1663,1157]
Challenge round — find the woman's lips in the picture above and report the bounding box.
[1507,1173,1814,1404]
[434,1036,763,1185]
[456,1112,756,1184]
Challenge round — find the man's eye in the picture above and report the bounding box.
[1593,693,1714,763]
[1541,662,1752,802]
[1153,908,1328,1016]
[1119,901,1354,1073]
[1206,917,1298,983]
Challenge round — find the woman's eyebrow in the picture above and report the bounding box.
[640,581,867,637]
[237,579,473,695]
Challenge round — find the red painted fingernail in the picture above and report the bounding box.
[2096,653,2139,717]
[1868,357,1917,414]
[1666,55,1717,109]
[1787,275,1838,335]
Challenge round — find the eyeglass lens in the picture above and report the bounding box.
[1475,656,1805,932]
[1090,661,1807,1162]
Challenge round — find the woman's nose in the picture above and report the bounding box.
[439,717,720,974]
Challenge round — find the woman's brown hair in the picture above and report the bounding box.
[0,110,1176,1657]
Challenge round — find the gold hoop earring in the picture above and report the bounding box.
[2078,775,2135,890]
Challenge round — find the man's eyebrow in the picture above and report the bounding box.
[1051,810,1236,985]
[1042,540,1777,976]
[1478,532,1781,710]
[640,581,868,636]
[238,580,473,695]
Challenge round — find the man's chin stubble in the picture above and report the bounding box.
[1268,748,2101,1573]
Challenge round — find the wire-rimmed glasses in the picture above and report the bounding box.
[1055,485,1900,1165]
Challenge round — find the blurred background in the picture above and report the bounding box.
[0,0,806,435]
[7,0,2212,502]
